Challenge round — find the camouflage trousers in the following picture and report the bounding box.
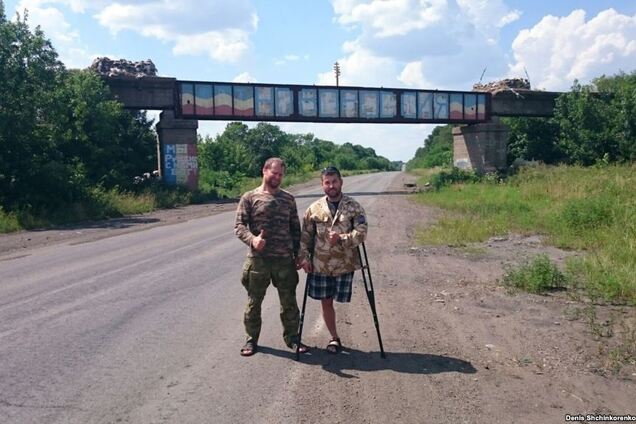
[241,256,300,347]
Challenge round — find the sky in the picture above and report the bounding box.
[5,0,636,162]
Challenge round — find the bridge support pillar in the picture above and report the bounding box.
[156,110,199,190]
[452,117,508,174]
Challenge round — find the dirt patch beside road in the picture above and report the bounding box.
[341,173,635,423]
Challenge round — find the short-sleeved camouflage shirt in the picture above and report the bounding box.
[234,186,301,258]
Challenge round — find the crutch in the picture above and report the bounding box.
[356,241,386,358]
[296,221,316,361]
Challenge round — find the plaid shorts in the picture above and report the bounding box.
[307,272,354,303]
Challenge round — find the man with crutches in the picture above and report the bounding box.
[297,166,371,355]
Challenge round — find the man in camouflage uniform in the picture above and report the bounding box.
[234,157,309,357]
[298,166,368,354]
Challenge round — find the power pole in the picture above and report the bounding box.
[333,61,341,87]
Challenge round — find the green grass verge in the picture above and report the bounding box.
[413,164,636,305]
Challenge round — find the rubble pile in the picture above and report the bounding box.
[90,57,157,78]
[473,78,531,93]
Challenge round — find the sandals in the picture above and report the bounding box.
[326,338,342,354]
[291,342,310,354]
[240,340,257,357]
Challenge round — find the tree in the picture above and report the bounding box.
[0,6,64,208]
[1,6,156,211]
[406,124,453,169]
[503,117,562,164]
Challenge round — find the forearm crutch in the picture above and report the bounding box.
[296,273,310,361]
[296,221,316,361]
[356,242,386,358]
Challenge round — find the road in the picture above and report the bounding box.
[2,171,634,424]
[0,172,401,424]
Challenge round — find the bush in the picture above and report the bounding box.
[430,168,480,190]
[502,254,567,294]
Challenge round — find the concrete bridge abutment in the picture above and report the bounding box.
[452,117,509,174]
[156,111,199,190]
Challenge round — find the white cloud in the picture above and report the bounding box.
[232,72,257,83]
[456,0,520,32]
[171,30,250,62]
[328,0,518,89]
[15,0,95,68]
[317,48,398,87]
[509,9,636,91]
[398,61,434,88]
[94,0,258,63]
[332,0,448,37]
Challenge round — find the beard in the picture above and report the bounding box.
[265,176,281,190]
[325,187,341,198]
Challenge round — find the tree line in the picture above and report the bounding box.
[0,3,396,225]
[198,122,397,195]
[407,71,636,170]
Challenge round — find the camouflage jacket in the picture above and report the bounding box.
[299,195,368,276]
[234,186,301,258]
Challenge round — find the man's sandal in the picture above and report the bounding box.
[240,340,257,357]
[291,342,310,354]
[326,338,342,354]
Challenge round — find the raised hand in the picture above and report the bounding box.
[251,229,266,252]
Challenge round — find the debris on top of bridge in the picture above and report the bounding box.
[90,57,157,78]
[472,78,531,93]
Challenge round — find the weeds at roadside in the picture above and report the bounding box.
[413,164,636,305]
[502,254,567,294]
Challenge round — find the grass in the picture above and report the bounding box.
[502,254,567,294]
[0,184,192,233]
[413,164,636,305]
[0,168,383,233]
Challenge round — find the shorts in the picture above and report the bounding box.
[307,272,354,303]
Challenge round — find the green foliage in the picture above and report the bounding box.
[0,207,20,233]
[0,9,157,223]
[406,125,453,170]
[502,254,567,294]
[415,165,636,304]
[429,167,480,190]
[503,116,562,164]
[197,122,395,196]
[502,71,636,166]
[561,196,616,232]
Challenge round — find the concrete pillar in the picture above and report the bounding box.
[156,110,199,190]
[452,117,508,174]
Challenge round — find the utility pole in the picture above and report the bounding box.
[333,61,341,87]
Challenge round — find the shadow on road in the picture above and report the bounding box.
[256,346,477,378]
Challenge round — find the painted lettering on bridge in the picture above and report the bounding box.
[177,81,489,124]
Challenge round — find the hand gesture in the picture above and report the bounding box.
[297,258,313,273]
[327,230,340,246]
[251,229,266,252]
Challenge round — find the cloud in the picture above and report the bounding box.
[274,53,309,66]
[398,61,434,88]
[94,0,258,63]
[232,72,257,83]
[328,0,519,89]
[14,0,95,68]
[15,0,259,64]
[317,47,399,87]
[509,9,636,90]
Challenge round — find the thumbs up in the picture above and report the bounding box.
[252,229,266,252]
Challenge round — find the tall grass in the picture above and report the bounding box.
[414,165,636,304]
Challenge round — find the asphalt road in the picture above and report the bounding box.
[0,172,400,424]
